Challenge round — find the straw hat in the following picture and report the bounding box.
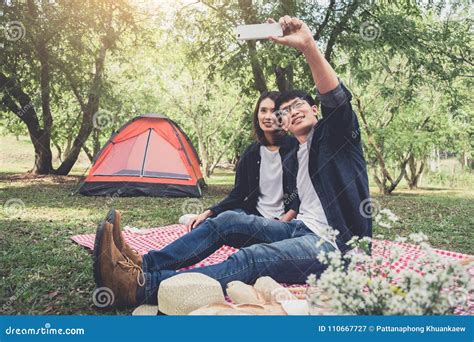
[158,273,226,315]
[189,303,287,315]
[254,276,297,303]
[132,304,158,316]
[227,281,264,304]
[189,276,308,315]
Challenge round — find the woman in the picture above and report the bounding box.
[187,91,299,230]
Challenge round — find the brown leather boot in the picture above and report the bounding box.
[93,221,145,308]
[106,209,143,267]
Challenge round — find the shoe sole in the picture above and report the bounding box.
[93,220,107,288]
[106,208,123,251]
[106,208,117,227]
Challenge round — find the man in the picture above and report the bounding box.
[93,16,371,308]
[270,16,371,253]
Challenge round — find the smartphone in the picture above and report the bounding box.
[235,23,283,40]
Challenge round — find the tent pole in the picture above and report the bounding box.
[140,128,152,177]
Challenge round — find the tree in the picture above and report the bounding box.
[0,0,137,174]
[350,59,465,194]
[172,1,471,192]
[158,57,251,178]
[173,0,366,95]
[338,0,472,193]
[1,0,471,184]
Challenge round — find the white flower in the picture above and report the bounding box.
[380,208,399,222]
[317,250,328,264]
[378,221,392,229]
[408,232,429,244]
[306,232,472,315]
[347,236,362,250]
[306,274,317,286]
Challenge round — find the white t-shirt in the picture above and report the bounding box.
[296,139,338,249]
[255,146,285,219]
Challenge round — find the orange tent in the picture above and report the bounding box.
[79,114,204,197]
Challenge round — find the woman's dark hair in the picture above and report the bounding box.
[252,91,284,146]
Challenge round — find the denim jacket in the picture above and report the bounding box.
[209,135,299,217]
[285,81,372,252]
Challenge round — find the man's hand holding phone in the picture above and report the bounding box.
[267,16,315,53]
[235,16,316,56]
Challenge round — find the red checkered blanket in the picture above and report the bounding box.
[71,224,473,314]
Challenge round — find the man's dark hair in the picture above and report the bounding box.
[274,89,316,109]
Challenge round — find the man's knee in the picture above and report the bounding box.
[212,210,249,227]
[227,247,255,270]
[230,243,266,265]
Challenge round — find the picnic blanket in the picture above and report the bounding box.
[71,224,473,315]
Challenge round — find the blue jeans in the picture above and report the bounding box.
[141,210,335,304]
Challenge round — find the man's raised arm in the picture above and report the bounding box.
[269,16,339,94]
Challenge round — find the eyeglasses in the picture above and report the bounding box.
[274,98,308,117]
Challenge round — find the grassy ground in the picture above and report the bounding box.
[0,171,234,315]
[0,136,473,315]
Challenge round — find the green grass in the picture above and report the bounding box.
[0,135,473,315]
[0,135,92,175]
[0,170,236,315]
[1,172,472,315]
[372,189,474,252]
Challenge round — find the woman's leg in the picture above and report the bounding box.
[142,211,297,273]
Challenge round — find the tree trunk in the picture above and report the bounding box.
[31,132,54,174]
[374,163,407,195]
[0,73,54,174]
[55,43,108,175]
[436,148,440,170]
[386,164,407,194]
[92,129,101,157]
[247,41,268,94]
[37,40,54,153]
[373,170,389,195]
[460,150,469,169]
[203,158,211,179]
[53,141,63,163]
[357,97,409,195]
[64,135,72,157]
[272,1,296,92]
[1,37,104,175]
[274,65,294,92]
[82,145,94,163]
[357,99,394,194]
[237,0,268,93]
[404,153,425,190]
[207,128,244,177]
[197,137,210,179]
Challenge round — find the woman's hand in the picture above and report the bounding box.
[186,209,213,232]
[279,209,298,222]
